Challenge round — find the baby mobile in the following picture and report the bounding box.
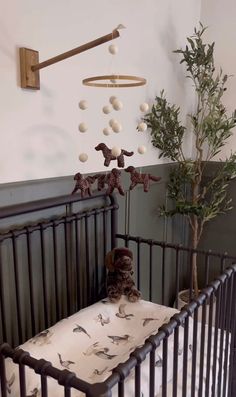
[72,24,161,197]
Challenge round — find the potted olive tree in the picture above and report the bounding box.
[144,24,236,299]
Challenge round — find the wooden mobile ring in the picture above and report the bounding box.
[82,74,147,88]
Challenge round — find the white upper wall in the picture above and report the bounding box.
[0,0,201,183]
[201,0,236,160]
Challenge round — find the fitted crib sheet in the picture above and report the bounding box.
[2,296,180,396]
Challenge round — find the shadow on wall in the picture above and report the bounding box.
[21,124,76,179]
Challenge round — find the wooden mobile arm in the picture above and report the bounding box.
[19,29,120,90]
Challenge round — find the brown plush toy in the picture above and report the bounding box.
[105,247,141,303]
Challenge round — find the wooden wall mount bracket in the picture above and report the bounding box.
[19,29,120,90]
[20,48,40,90]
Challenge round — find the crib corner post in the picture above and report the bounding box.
[109,194,118,249]
[86,383,112,397]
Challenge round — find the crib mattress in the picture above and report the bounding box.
[3,296,180,396]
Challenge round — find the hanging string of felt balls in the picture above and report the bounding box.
[73,99,161,197]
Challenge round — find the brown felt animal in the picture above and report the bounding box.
[71,173,96,197]
[125,166,161,192]
[105,247,141,303]
[106,168,125,196]
[95,143,134,168]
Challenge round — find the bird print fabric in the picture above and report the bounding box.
[57,353,75,369]
[115,303,134,320]
[3,296,185,397]
[95,313,110,326]
[73,324,91,338]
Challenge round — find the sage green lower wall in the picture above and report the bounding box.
[198,162,236,257]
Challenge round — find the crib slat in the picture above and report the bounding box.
[0,243,7,343]
[149,349,155,397]
[182,316,189,397]
[12,234,23,344]
[211,286,221,396]
[222,275,233,396]
[63,220,70,316]
[0,351,7,397]
[124,234,129,248]
[64,386,71,397]
[75,218,81,310]
[103,211,107,285]
[85,215,91,304]
[52,222,60,321]
[118,380,124,397]
[26,229,36,337]
[162,338,168,397]
[191,308,198,397]
[228,272,236,397]
[149,243,153,301]
[217,276,227,395]
[198,300,207,397]
[41,375,48,397]
[220,255,226,273]
[205,293,214,396]
[19,363,26,397]
[172,327,179,397]
[103,211,107,256]
[94,212,99,297]
[135,363,141,396]
[40,225,48,329]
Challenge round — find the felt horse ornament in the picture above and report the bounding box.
[106,168,125,196]
[95,143,134,168]
[125,166,161,192]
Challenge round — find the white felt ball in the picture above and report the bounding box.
[103,127,111,136]
[78,123,88,133]
[112,121,122,133]
[111,146,122,157]
[78,100,88,110]
[140,102,149,112]
[138,122,147,132]
[109,118,117,127]
[79,153,88,162]
[138,145,147,154]
[112,99,123,111]
[109,44,118,55]
[109,96,117,104]
[102,105,112,114]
